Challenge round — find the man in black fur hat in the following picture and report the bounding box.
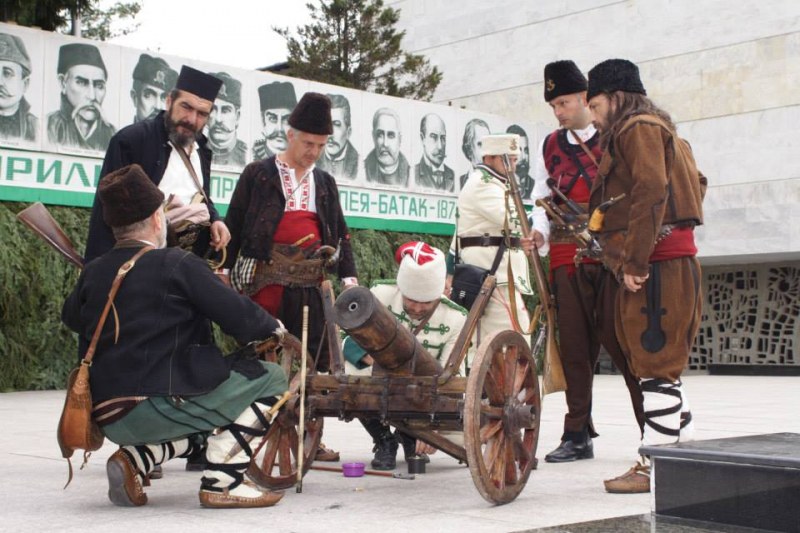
[63,163,289,509]
[223,92,358,462]
[586,58,706,494]
[86,65,231,263]
[529,60,645,467]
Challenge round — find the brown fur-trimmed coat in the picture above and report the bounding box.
[589,114,707,277]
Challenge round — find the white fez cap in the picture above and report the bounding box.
[395,241,446,302]
[480,133,521,157]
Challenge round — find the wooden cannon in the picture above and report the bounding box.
[247,279,542,505]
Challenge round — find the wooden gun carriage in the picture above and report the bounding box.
[248,279,542,505]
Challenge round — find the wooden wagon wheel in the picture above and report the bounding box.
[247,333,324,490]
[464,329,541,505]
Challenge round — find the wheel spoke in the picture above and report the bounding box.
[260,429,280,472]
[484,364,505,405]
[479,418,502,443]
[504,345,518,398]
[278,430,292,475]
[512,357,530,397]
[287,426,300,465]
[487,433,507,490]
[479,403,503,418]
[509,430,530,466]
[504,440,519,486]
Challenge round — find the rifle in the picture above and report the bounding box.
[502,155,567,395]
[16,202,84,269]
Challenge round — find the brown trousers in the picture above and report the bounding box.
[616,256,703,382]
[553,263,644,439]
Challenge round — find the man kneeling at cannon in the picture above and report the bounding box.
[342,241,472,470]
[62,164,289,508]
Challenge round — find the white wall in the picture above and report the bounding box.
[392,0,800,264]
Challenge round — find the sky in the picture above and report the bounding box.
[107,0,316,70]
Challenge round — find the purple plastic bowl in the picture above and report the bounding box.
[342,462,365,477]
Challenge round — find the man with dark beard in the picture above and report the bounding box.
[86,65,230,265]
[586,59,706,493]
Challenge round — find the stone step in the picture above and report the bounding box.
[641,432,800,532]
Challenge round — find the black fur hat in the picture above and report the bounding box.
[288,92,333,135]
[543,60,587,102]
[587,59,647,100]
[99,164,164,227]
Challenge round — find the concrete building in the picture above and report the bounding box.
[393,0,800,371]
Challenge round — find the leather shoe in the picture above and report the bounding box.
[199,486,284,509]
[544,438,594,463]
[604,461,650,493]
[315,442,340,462]
[107,449,148,507]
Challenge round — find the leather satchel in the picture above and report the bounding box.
[57,245,153,488]
[451,237,507,310]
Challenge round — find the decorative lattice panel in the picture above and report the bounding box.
[690,262,799,369]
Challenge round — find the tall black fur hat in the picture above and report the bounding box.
[175,65,222,102]
[587,59,647,100]
[98,164,164,227]
[543,60,587,102]
[288,92,333,135]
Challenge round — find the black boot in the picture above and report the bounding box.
[371,434,399,471]
[395,430,429,464]
[544,430,594,463]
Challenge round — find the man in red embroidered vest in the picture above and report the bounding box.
[223,92,358,462]
[531,60,645,465]
[587,58,706,493]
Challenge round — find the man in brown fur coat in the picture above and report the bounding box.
[586,58,707,494]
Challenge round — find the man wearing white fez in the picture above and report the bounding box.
[0,32,38,141]
[47,42,116,150]
[343,241,472,470]
[448,133,536,344]
[86,65,231,264]
[224,92,357,462]
[130,53,177,123]
[63,163,288,508]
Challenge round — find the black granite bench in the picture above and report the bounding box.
[641,433,800,532]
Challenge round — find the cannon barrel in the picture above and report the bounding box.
[334,286,442,376]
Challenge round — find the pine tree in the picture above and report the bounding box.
[275,0,442,101]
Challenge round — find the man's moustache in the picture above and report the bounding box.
[71,103,102,120]
[211,124,233,134]
[176,121,196,133]
[267,130,287,141]
[0,88,11,98]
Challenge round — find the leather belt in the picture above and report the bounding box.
[460,235,521,248]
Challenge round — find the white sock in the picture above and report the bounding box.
[122,439,190,476]
[641,379,682,447]
[679,384,695,441]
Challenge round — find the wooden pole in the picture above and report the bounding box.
[296,305,309,493]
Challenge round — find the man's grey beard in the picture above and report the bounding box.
[164,112,197,148]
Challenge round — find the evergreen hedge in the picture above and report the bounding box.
[0,200,456,391]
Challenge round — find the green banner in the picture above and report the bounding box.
[0,148,457,235]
